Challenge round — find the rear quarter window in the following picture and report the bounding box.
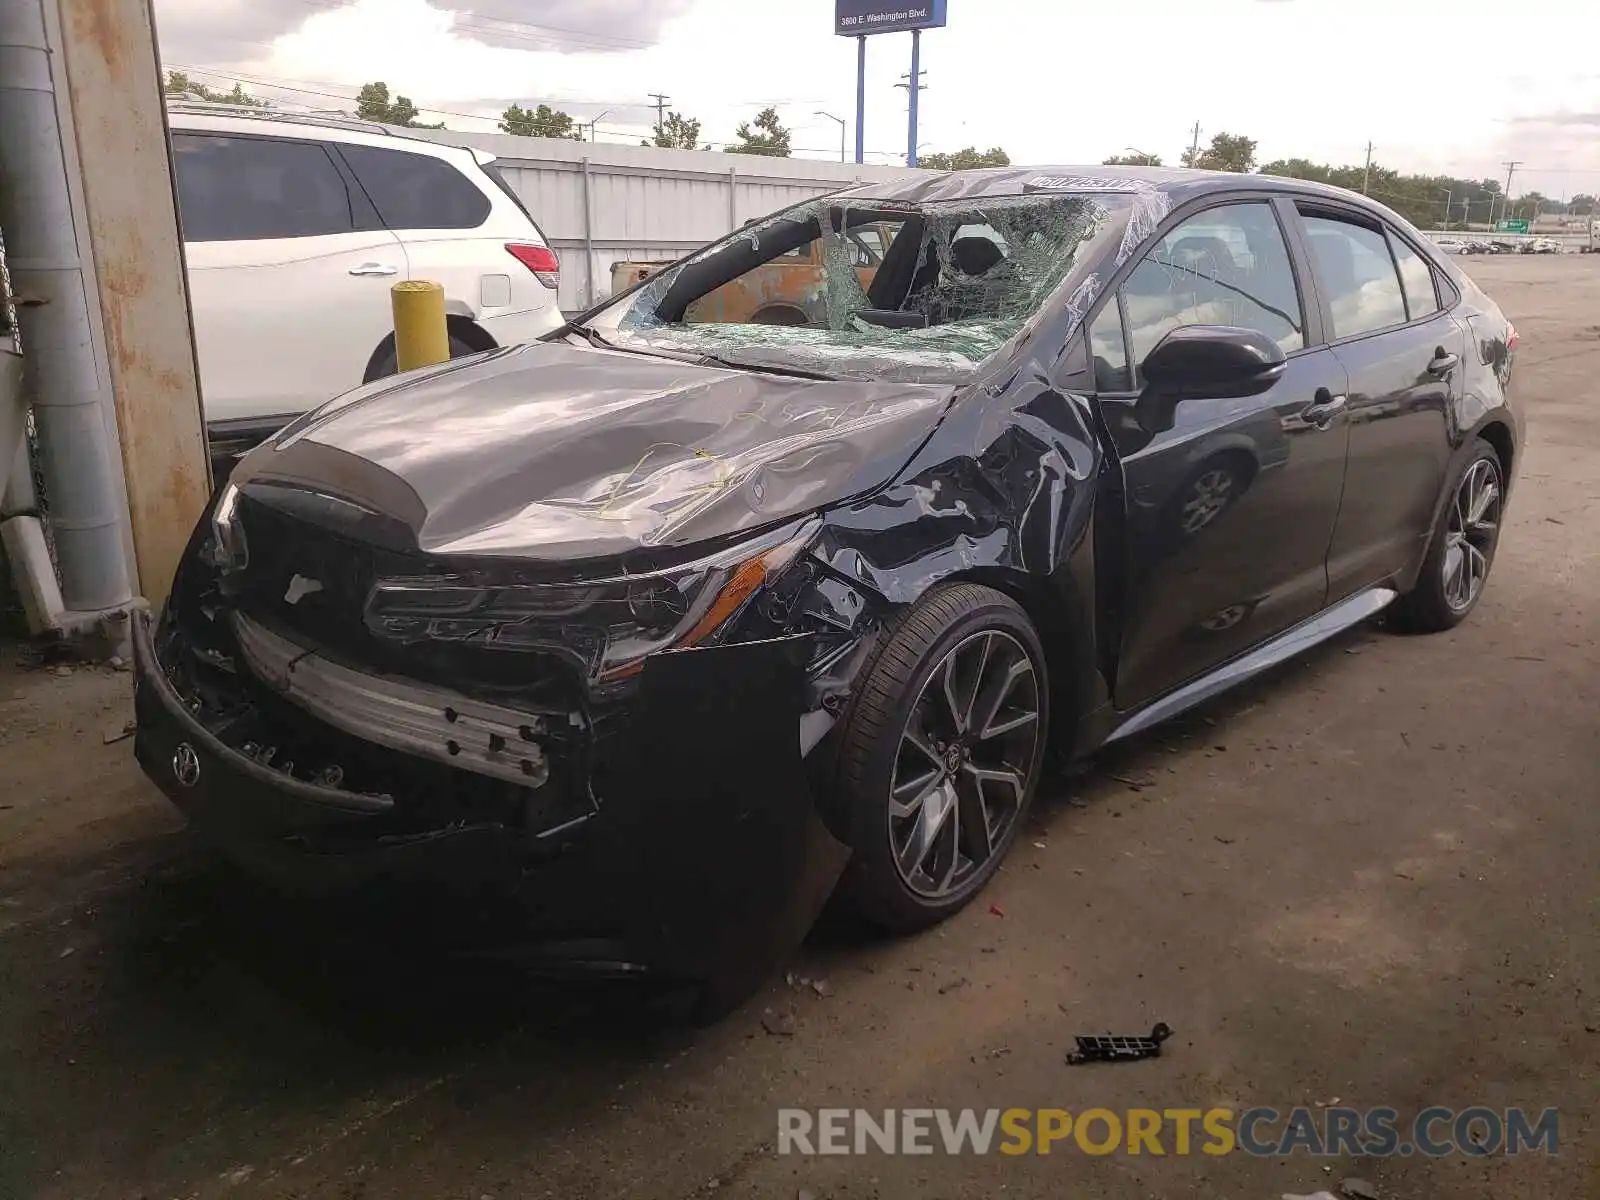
[339,144,491,231]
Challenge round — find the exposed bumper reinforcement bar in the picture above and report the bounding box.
[232,611,569,789]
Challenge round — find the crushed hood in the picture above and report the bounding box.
[235,341,954,562]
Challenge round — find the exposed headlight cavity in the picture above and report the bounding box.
[204,482,249,572]
[363,519,820,682]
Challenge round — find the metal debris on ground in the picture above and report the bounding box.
[1339,1179,1378,1200]
[785,973,832,997]
[1109,773,1155,791]
[1066,1022,1173,1065]
[102,719,136,745]
[761,1008,797,1037]
[1282,1193,1339,1200]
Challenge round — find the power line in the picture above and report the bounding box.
[171,64,905,158]
[170,63,651,119]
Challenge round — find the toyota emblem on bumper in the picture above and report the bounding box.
[172,743,201,788]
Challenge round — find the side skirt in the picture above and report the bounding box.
[1102,586,1398,746]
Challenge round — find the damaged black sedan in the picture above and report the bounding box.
[134,167,1521,1012]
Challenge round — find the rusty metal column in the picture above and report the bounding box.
[52,0,210,609]
[0,0,134,616]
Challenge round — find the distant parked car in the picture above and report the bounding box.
[1528,237,1563,255]
[167,101,565,479]
[1434,237,1467,254]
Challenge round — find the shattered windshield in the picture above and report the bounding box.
[585,191,1138,384]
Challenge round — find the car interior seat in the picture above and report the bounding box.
[949,236,1006,278]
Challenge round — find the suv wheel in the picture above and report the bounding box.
[363,332,482,384]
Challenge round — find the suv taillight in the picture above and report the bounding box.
[506,243,560,289]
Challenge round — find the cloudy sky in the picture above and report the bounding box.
[154,0,1600,199]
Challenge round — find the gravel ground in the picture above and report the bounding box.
[0,254,1595,1200]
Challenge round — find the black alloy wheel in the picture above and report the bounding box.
[1391,439,1504,632]
[835,583,1049,932]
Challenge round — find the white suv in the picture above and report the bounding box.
[166,102,565,469]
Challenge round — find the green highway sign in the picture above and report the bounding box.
[1495,219,1530,234]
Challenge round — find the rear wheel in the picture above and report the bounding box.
[363,332,483,384]
[1391,439,1504,632]
[835,584,1049,932]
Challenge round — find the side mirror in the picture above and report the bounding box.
[1136,326,1287,434]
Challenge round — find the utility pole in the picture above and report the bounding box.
[648,92,670,142]
[1186,121,1202,167]
[895,49,927,168]
[1500,160,1521,226]
[1362,141,1374,194]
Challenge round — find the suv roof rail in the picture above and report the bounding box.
[164,99,394,137]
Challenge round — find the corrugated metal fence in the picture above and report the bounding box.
[409,131,923,313]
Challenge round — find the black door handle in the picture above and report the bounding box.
[1300,389,1347,429]
[1428,349,1460,375]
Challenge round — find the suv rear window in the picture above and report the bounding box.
[172,133,356,242]
[339,145,491,231]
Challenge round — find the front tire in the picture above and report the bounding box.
[835,584,1049,933]
[1391,439,1504,633]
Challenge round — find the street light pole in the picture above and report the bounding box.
[815,111,847,163]
[584,109,613,143]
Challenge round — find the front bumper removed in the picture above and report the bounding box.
[131,608,851,998]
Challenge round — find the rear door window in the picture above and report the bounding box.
[1299,213,1408,339]
[1389,235,1440,319]
[172,133,355,242]
[339,145,491,231]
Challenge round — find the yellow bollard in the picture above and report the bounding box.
[390,280,450,372]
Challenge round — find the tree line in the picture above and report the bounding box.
[1105,132,1593,227]
[163,78,1586,224]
